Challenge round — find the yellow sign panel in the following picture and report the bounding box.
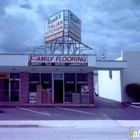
[0,73,9,79]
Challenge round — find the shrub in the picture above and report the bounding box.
[125,83,140,101]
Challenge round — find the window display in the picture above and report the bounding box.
[0,79,9,102]
[76,73,88,93]
[29,73,40,92]
[41,73,52,89]
[64,73,75,102]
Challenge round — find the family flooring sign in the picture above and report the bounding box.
[28,55,88,66]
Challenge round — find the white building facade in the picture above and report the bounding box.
[0,53,127,105]
[98,51,140,103]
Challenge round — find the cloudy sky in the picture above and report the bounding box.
[0,0,140,59]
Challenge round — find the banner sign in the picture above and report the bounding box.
[68,11,81,42]
[68,31,81,43]
[45,11,64,43]
[0,73,9,79]
[45,31,63,43]
[28,55,88,66]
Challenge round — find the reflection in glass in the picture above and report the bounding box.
[64,73,75,102]
[0,91,9,102]
[10,91,19,102]
[0,80,9,102]
[10,73,20,79]
[41,73,52,89]
[77,73,88,93]
[10,80,20,102]
[29,73,40,92]
[11,81,19,90]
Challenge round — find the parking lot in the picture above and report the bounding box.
[0,96,140,120]
[0,107,108,120]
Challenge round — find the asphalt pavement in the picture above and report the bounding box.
[0,96,140,127]
[94,96,140,120]
[0,96,140,140]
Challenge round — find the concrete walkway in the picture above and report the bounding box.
[0,120,140,128]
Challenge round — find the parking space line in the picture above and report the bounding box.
[57,107,95,115]
[126,104,140,109]
[17,107,51,116]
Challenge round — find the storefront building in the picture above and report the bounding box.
[97,51,139,103]
[0,10,127,106]
[0,54,96,105]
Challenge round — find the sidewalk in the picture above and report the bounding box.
[0,120,140,128]
[0,103,95,108]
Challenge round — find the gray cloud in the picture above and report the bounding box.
[0,0,140,59]
[0,0,11,16]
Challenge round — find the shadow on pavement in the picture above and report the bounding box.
[94,96,140,120]
[94,95,129,108]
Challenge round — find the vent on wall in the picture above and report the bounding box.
[109,70,112,79]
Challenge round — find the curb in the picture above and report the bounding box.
[0,121,39,127]
[0,120,140,128]
[0,104,95,108]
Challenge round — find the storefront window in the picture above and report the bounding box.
[10,73,20,79]
[76,73,88,93]
[0,79,9,102]
[64,73,75,102]
[10,80,20,102]
[29,73,40,92]
[41,73,52,89]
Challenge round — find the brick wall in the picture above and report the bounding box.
[88,72,94,104]
[20,72,29,103]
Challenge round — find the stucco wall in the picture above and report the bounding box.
[0,55,28,66]
[122,51,140,102]
[98,51,140,102]
[94,70,98,86]
[98,70,122,102]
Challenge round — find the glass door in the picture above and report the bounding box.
[53,73,64,103]
[9,80,20,102]
[54,79,63,103]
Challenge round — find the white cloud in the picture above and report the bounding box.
[0,0,140,59]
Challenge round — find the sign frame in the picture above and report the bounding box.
[28,55,88,67]
[68,10,81,42]
[44,11,64,43]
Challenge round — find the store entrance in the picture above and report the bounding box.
[9,80,20,102]
[54,80,63,103]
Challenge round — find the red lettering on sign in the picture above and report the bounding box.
[30,56,87,63]
[56,56,61,61]
[36,56,54,61]
[45,31,63,43]
[29,56,32,63]
[55,56,87,62]
[62,57,67,62]
[67,57,71,62]
[41,57,46,61]
[36,57,40,61]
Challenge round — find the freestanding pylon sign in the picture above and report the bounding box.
[45,10,81,43]
[34,10,93,54]
[45,11,65,43]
